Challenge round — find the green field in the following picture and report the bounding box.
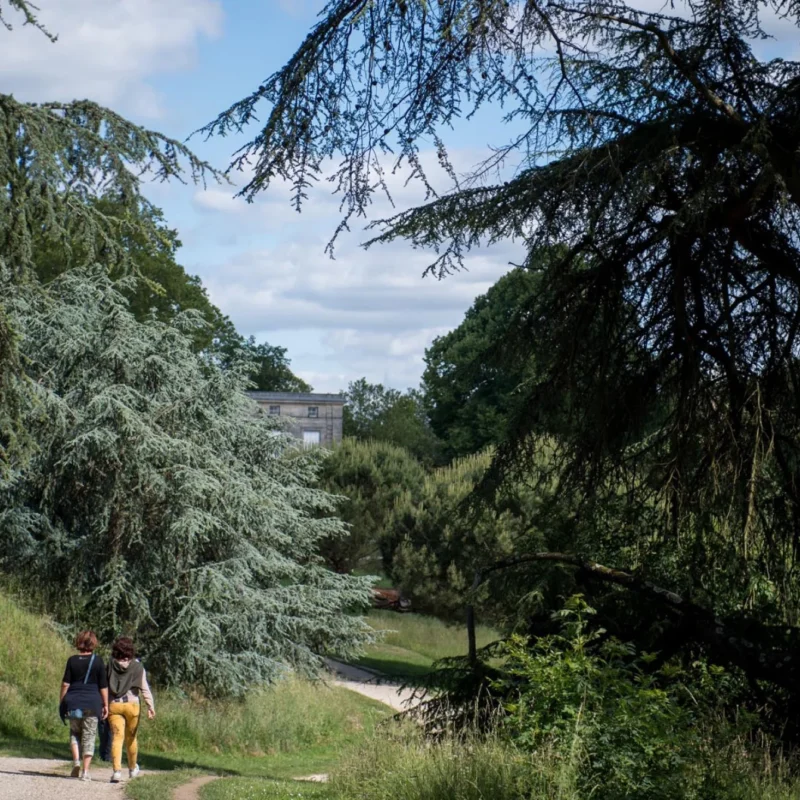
[355,609,500,678]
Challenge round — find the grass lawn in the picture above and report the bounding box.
[355,610,500,680]
[201,777,335,800]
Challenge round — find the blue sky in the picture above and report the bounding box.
[0,0,518,392]
[2,1,796,391]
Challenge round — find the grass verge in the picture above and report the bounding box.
[125,770,202,800]
[201,778,335,799]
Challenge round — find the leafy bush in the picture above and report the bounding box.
[498,597,740,800]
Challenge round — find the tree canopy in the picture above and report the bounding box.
[0,269,372,694]
[0,55,217,475]
[342,378,441,463]
[422,267,540,459]
[205,0,800,622]
[317,437,426,574]
[0,7,369,694]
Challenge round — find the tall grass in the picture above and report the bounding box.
[0,591,71,744]
[332,731,581,800]
[331,725,800,800]
[148,681,385,756]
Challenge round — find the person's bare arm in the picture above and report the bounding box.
[100,687,109,720]
[60,682,70,702]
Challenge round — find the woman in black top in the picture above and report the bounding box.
[59,630,109,781]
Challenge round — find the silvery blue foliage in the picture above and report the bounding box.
[0,268,372,695]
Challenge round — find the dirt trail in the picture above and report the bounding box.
[0,757,155,800]
[172,775,219,800]
[323,658,422,712]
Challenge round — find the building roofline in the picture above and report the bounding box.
[246,391,344,404]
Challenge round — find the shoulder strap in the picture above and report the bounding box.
[83,653,96,684]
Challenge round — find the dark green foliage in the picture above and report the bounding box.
[388,449,567,622]
[422,267,541,459]
[32,198,309,388]
[342,379,441,464]
[499,598,749,800]
[204,0,800,653]
[234,337,312,393]
[32,198,235,352]
[0,65,217,475]
[318,438,426,574]
[0,269,373,695]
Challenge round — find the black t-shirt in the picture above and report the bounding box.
[63,654,108,689]
[61,653,107,718]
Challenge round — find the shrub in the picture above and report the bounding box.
[498,597,706,800]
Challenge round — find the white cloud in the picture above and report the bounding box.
[183,146,523,389]
[0,0,223,116]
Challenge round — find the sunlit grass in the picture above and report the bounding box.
[354,610,500,678]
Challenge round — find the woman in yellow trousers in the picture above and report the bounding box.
[106,637,156,783]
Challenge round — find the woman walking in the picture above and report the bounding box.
[59,630,109,781]
[107,636,155,783]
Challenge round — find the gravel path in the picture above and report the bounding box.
[324,658,422,712]
[0,756,158,799]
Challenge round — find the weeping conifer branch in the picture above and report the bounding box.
[0,0,55,40]
[205,0,800,620]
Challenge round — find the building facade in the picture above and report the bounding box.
[247,391,344,447]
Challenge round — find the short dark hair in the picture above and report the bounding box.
[111,636,135,660]
[75,630,97,653]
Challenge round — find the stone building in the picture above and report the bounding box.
[247,391,344,447]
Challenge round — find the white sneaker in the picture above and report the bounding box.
[110,771,122,783]
[129,765,140,779]
[80,772,91,782]
[70,764,81,778]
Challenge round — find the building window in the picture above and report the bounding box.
[308,406,319,418]
[303,430,321,448]
[268,405,280,416]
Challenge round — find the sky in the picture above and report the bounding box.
[1,1,796,392]
[0,0,520,392]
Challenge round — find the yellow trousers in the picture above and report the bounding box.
[109,701,140,771]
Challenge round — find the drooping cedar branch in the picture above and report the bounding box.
[204,3,800,626]
[467,552,800,694]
